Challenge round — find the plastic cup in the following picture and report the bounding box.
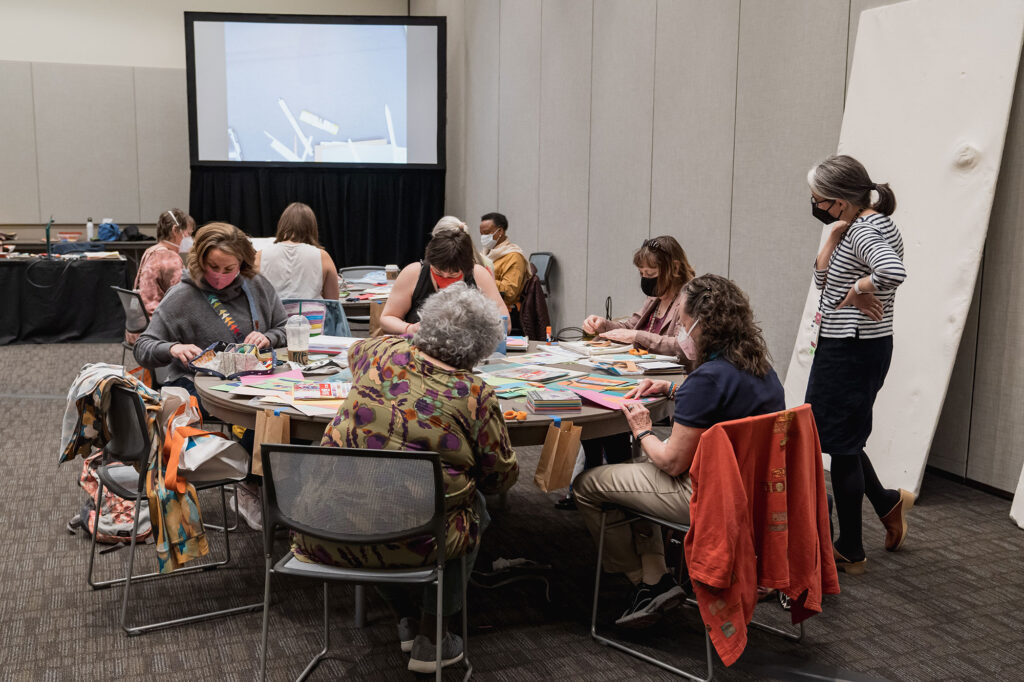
[285,315,311,364]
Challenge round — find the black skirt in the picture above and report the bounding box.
[805,335,893,456]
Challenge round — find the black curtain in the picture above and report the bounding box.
[189,166,445,268]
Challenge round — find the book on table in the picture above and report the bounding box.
[557,339,633,356]
[292,382,352,400]
[526,388,582,413]
[484,364,573,383]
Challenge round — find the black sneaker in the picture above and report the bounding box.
[615,574,685,628]
[407,632,464,673]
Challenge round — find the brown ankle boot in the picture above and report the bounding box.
[880,488,914,551]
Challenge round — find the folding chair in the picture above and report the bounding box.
[258,443,472,682]
[86,384,261,635]
[527,252,554,296]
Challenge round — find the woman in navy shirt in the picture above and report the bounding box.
[574,274,784,628]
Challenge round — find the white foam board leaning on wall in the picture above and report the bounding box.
[784,0,1024,496]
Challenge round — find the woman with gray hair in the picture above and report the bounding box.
[293,282,519,673]
[806,154,911,574]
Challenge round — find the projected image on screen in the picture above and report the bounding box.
[190,18,440,165]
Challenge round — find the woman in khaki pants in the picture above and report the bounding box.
[574,274,785,628]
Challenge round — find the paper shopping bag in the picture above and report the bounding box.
[534,419,582,492]
[252,408,290,476]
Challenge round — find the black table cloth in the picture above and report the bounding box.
[0,258,129,344]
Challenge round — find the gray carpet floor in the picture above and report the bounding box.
[1,343,1023,681]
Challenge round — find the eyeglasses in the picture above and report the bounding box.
[810,196,835,208]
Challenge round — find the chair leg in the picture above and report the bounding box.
[590,511,714,681]
[436,562,444,682]
[92,485,233,591]
[204,483,240,533]
[296,582,330,682]
[259,557,273,682]
[353,585,366,627]
[117,486,261,636]
[86,478,106,589]
[461,553,473,681]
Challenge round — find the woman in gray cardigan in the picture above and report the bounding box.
[134,222,287,396]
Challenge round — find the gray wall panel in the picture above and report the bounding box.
[537,0,593,331]
[0,61,41,224]
[731,0,848,379]
[650,0,738,278]
[967,51,1024,492]
[33,62,140,223]
[497,0,542,255]
[134,67,189,223]
[464,0,501,238]
[586,0,657,318]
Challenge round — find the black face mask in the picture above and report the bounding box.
[811,200,837,224]
[640,276,659,297]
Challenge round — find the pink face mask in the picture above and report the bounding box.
[676,318,700,362]
[204,268,239,290]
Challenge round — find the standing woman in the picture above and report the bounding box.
[806,154,913,574]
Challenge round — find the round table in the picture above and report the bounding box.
[194,341,685,447]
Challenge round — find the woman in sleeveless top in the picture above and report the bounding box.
[255,202,339,300]
[380,229,509,335]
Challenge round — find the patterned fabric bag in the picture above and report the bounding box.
[75,452,152,544]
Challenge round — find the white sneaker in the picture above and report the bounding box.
[407,632,464,673]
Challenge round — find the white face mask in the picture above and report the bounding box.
[676,317,700,362]
[178,236,193,253]
[480,232,496,251]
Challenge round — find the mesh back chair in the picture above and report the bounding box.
[282,298,352,337]
[528,252,554,296]
[259,444,472,682]
[112,286,149,369]
[86,384,261,635]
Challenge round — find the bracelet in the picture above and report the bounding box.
[404,322,412,334]
[854,279,864,295]
[666,382,676,399]
[635,429,655,441]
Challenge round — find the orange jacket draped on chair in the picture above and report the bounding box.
[684,404,839,666]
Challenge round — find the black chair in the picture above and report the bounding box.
[259,443,472,681]
[86,384,261,635]
[528,252,554,296]
[111,286,148,370]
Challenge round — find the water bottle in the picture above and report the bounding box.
[86,217,94,241]
[495,316,508,356]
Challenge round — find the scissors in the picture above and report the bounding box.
[628,347,650,356]
[503,410,528,422]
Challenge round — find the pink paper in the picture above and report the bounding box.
[240,369,303,385]
[567,388,656,410]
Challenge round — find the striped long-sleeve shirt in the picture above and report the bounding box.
[814,213,906,339]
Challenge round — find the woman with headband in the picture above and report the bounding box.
[126,208,193,344]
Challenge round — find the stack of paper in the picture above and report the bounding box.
[308,336,360,355]
[526,389,581,413]
[506,336,529,351]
